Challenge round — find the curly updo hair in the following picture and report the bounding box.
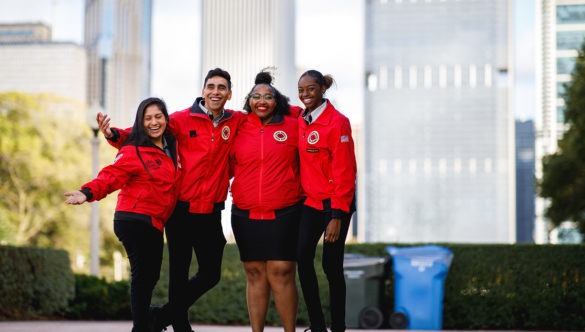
[243,70,290,117]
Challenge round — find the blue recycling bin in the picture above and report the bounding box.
[386,245,453,330]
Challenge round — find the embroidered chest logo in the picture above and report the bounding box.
[273,130,287,142]
[307,131,319,145]
[221,126,231,140]
[145,159,162,170]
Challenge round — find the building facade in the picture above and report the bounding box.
[362,0,515,243]
[535,0,585,243]
[85,0,152,127]
[0,23,86,109]
[515,120,536,243]
[200,0,296,110]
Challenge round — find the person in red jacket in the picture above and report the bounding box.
[64,97,180,332]
[97,68,245,332]
[296,70,357,332]
[229,71,302,332]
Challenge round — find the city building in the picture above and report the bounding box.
[85,0,152,127]
[199,0,297,240]
[362,0,515,243]
[0,23,86,110]
[535,0,585,243]
[515,120,535,243]
[200,0,296,110]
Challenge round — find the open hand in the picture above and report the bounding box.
[64,191,87,205]
[96,112,113,138]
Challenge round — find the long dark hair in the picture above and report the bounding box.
[124,97,170,176]
[125,97,169,147]
[243,70,290,117]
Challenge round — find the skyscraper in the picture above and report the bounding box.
[535,0,585,243]
[362,0,515,243]
[200,0,296,110]
[515,120,535,243]
[85,0,152,127]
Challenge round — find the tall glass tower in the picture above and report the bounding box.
[200,0,296,110]
[363,0,515,243]
[85,0,152,127]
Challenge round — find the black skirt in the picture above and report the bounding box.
[231,203,301,262]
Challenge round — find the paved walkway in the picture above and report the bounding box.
[0,321,401,332]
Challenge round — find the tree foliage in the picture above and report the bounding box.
[540,42,585,235]
[0,92,90,252]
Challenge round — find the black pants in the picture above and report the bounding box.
[164,201,226,331]
[114,219,163,332]
[297,205,351,332]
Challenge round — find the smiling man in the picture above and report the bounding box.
[98,68,245,332]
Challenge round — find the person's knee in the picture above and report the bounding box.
[244,262,267,285]
[268,262,296,285]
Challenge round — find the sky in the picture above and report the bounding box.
[0,0,535,123]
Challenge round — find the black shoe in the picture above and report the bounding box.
[304,328,328,332]
[149,306,169,332]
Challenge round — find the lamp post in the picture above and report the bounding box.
[87,101,102,276]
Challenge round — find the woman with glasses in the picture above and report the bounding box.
[229,70,302,332]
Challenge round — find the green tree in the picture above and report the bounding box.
[539,42,585,236]
[0,92,91,253]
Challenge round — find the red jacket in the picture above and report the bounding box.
[298,100,357,215]
[109,97,245,214]
[82,142,181,232]
[230,112,302,219]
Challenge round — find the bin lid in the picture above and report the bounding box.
[386,245,454,268]
[343,256,388,268]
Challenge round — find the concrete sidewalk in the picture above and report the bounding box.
[0,321,402,332]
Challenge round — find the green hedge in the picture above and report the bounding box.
[0,245,74,319]
[66,274,130,320]
[3,243,585,330]
[345,243,585,330]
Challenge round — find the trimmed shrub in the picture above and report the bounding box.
[0,245,74,319]
[66,274,130,320]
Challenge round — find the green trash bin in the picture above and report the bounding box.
[343,254,389,329]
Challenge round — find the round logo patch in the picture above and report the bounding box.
[273,130,287,142]
[221,126,231,140]
[308,131,319,145]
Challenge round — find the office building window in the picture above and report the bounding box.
[394,66,403,89]
[380,65,388,90]
[409,66,417,89]
[454,158,462,174]
[557,57,577,75]
[469,64,477,88]
[424,65,432,88]
[454,65,462,88]
[439,65,447,88]
[557,5,585,25]
[409,159,417,174]
[557,105,565,124]
[557,30,585,50]
[484,158,493,173]
[439,158,447,175]
[485,64,493,87]
[469,158,477,174]
[393,159,402,174]
[367,72,378,92]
